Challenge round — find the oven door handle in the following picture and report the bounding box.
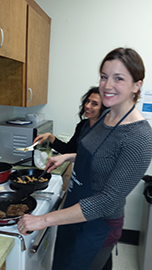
[30,190,66,254]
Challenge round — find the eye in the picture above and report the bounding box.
[92,101,98,106]
[114,76,124,82]
[85,99,90,104]
[100,74,107,80]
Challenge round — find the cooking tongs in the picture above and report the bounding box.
[5,164,53,205]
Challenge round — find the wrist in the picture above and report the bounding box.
[48,133,56,144]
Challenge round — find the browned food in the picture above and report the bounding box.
[6,204,29,217]
[0,210,6,219]
[13,176,48,184]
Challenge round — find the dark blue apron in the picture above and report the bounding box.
[52,105,135,270]
[52,141,111,270]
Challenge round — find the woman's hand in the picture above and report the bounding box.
[45,155,67,172]
[17,214,46,235]
[45,153,77,173]
[33,132,55,145]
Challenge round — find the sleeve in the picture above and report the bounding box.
[79,127,152,221]
[50,120,87,154]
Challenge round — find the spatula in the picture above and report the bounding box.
[16,141,39,152]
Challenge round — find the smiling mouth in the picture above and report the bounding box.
[85,110,92,114]
[105,93,116,97]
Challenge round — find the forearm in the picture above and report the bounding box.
[63,153,76,162]
[17,203,87,235]
[44,203,87,227]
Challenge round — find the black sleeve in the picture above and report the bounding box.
[50,120,87,154]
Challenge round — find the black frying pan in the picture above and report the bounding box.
[9,168,52,191]
[0,157,33,184]
[0,192,37,225]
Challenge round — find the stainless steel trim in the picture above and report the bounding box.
[0,231,26,251]
[28,88,32,102]
[0,28,4,47]
[32,191,54,201]
[30,190,66,253]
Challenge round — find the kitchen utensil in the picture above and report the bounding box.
[6,164,53,204]
[0,192,37,225]
[16,141,39,152]
[0,157,33,184]
[9,168,51,191]
[32,191,54,201]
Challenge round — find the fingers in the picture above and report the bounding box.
[33,133,49,144]
[45,159,56,173]
[17,217,26,234]
[33,135,43,145]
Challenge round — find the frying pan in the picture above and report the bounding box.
[9,168,52,191]
[0,191,37,225]
[0,157,33,184]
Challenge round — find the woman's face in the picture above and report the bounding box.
[99,59,140,109]
[84,93,102,121]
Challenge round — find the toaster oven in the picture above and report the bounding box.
[0,119,53,166]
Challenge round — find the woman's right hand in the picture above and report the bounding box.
[45,153,76,173]
[45,155,67,172]
[33,132,55,145]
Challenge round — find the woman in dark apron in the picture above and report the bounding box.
[17,47,152,270]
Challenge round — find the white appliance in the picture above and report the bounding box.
[0,174,64,270]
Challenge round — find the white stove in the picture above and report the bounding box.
[0,174,64,270]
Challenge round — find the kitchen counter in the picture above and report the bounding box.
[0,236,14,268]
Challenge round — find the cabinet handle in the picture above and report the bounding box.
[28,88,33,102]
[0,28,4,48]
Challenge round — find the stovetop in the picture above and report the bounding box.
[0,174,63,231]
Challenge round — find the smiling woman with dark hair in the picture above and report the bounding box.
[18,47,152,270]
[33,86,107,154]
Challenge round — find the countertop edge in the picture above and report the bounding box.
[0,236,15,268]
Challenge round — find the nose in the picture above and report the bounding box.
[102,78,113,89]
[86,102,91,108]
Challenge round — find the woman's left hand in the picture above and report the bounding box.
[17,214,45,235]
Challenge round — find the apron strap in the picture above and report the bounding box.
[94,104,135,153]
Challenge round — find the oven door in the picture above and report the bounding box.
[1,190,66,270]
[28,190,66,270]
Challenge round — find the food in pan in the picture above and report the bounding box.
[0,210,6,219]
[13,175,48,184]
[6,204,29,217]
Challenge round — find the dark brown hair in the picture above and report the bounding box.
[99,47,145,103]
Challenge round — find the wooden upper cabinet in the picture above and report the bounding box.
[0,0,51,107]
[26,4,51,107]
[0,0,27,62]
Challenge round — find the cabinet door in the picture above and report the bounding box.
[26,5,51,107]
[0,0,27,62]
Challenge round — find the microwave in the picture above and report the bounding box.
[0,119,53,166]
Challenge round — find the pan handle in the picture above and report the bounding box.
[12,157,33,167]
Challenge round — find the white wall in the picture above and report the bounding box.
[1,0,152,230]
[8,0,152,137]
